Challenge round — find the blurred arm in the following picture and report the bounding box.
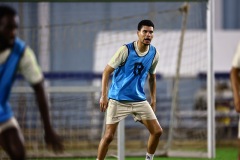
[32,80,52,132]
[32,79,64,153]
[230,67,240,113]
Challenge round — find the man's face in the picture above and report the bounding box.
[137,25,154,46]
[0,15,19,49]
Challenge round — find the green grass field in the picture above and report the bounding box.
[34,147,237,160]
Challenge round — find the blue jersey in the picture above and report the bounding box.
[0,37,26,122]
[108,42,156,101]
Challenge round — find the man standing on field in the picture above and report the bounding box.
[97,19,163,160]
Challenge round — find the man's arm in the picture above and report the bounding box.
[148,73,157,112]
[99,65,115,112]
[32,80,64,153]
[230,67,240,113]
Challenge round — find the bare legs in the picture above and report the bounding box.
[141,119,163,154]
[97,120,162,160]
[0,128,25,160]
[97,123,118,160]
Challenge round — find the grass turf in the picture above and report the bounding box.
[31,147,238,160]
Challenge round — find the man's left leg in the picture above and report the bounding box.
[142,119,163,160]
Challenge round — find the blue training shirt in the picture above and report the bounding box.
[0,37,26,122]
[108,42,156,101]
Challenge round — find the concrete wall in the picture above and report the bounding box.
[214,31,240,72]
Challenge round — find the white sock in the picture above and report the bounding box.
[146,152,154,160]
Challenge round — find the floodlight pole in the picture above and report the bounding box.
[207,0,215,158]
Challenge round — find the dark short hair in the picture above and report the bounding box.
[137,20,154,31]
[0,5,17,20]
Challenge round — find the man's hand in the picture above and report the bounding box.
[100,96,108,112]
[44,129,64,154]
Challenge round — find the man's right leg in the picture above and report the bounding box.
[0,127,25,160]
[97,123,118,160]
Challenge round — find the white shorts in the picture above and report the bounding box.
[106,99,157,124]
[0,117,21,134]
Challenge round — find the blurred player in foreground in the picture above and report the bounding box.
[230,42,240,160]
[0,5,63,160]
[97,20,163,160]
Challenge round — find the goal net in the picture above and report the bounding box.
[1,1,212,159]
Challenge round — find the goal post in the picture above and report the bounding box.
[207,0,215,158]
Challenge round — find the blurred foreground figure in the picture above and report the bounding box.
[0,5,63,160]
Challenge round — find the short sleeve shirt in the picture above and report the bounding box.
[232,42,240,68]
[0,46,43,84]
[108,41,159,74]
